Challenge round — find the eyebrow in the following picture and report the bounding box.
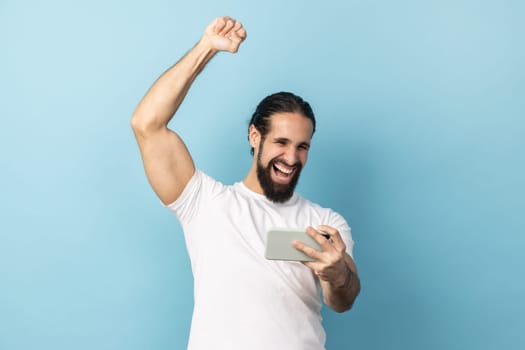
[273,137,290,143]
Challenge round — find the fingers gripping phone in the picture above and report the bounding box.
[264,228,328,262]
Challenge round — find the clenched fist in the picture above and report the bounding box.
[202,16,247,53]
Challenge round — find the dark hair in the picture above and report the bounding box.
[248,92,316,155]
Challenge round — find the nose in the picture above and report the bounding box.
[283,146,299,166]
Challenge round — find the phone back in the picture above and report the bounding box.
[265,228,322,262]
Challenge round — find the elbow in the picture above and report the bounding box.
[130,113,145,134]
[130,111,161,137]
[331,301,354,314]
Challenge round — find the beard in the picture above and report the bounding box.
[256,143,303,204]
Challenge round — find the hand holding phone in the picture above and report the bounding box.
[265,228,328,262]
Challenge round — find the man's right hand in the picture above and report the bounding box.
[202,16,247,53]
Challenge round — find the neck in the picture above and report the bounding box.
[243,161,264,195]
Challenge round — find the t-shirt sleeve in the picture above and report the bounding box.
[163,169,224,225]
[328,210,355,259]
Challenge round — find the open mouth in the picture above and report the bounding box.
[272,161,297,183]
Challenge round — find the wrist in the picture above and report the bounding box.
[332,264,352,289]
[198,35,219,55]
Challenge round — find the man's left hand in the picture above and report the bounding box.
[293,225,350,287]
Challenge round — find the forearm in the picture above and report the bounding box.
[321,257,361,313]
[131,38,217,134]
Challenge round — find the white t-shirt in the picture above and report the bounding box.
[166,170,354,350]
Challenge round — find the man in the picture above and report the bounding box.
[131,16,360,350]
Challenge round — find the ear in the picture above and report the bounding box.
[248,124,261,149]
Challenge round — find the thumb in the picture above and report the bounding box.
[229,32,243,53]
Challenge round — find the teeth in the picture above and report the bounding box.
[274,163,293,174]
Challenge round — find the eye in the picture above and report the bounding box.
[298,144,310,151]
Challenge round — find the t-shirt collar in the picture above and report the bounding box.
[235,181,299,206]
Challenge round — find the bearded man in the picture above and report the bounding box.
[131,16,360,350]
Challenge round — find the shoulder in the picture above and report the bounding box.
[189,169,229,196]
[295,194,351,230]
[294,194,337,216]
[164,169,230,219]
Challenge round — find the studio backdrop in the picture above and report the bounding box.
[1,1,524,349]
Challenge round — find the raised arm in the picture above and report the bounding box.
[131,17,247,204]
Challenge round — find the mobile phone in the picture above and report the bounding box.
[264,228,325,262]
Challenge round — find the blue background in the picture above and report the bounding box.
[1,0,524,349]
